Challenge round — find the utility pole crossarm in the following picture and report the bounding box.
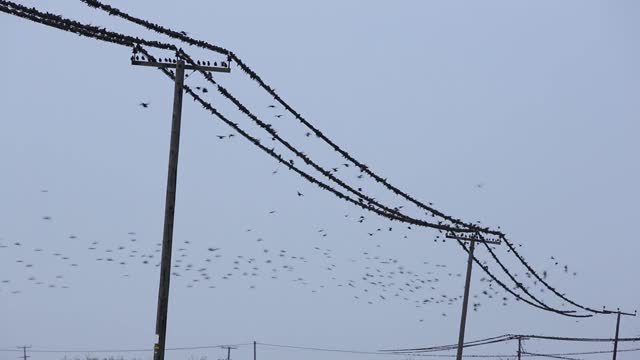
[446,232,502,245]
[603,309,637,317]
[132,59,231,73]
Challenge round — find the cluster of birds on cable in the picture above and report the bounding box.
[130,55,229,68]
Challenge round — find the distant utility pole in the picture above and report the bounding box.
[603,307,637,360]
[17,345,31,360]
[219,346,236,360]
[132,51,230,360]
[253,341,257,360]
[445,232,502,360]
[516,336,527,360]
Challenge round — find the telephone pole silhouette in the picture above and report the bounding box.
[516,336,527,360]
[219,346,236,360]
[132,50,230,360]
[17,345,31,360]
[445,232,502,360]
[603,307,637,360]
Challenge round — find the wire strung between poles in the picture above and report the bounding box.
[0,0,599,318]
[76,0,617,316]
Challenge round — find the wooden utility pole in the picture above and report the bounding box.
[132,52,230,360]
[445,232,502,360]
[516,336,527,360]
[221,346,236,360]
[253,341,257,360]
[17,346,31,360]
[603,308,636,360]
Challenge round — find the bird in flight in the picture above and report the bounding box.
[267,105,276,108]
[139,102,150,108]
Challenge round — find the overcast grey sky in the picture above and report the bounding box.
[1,1,639,359]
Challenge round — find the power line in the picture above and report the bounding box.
[0,3,431,231]
[479,239,578,314]
[75,0,614,318]
[176,49,462,233]
[531,347,640,357]
[2,341,640,357]
[522,335,640,342]
[0,0,612,319]
[1,0,471,239]
[255,342,521,358]
[0,0,588,319]
[382,335,516,353]
[77,0,503,239]
[458,240,588,318]
[0,344,252,354]
[501,237,608,315]
[171,46,590,319]
[522,351,584,360]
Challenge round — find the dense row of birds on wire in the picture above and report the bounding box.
[0,0,615,319]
